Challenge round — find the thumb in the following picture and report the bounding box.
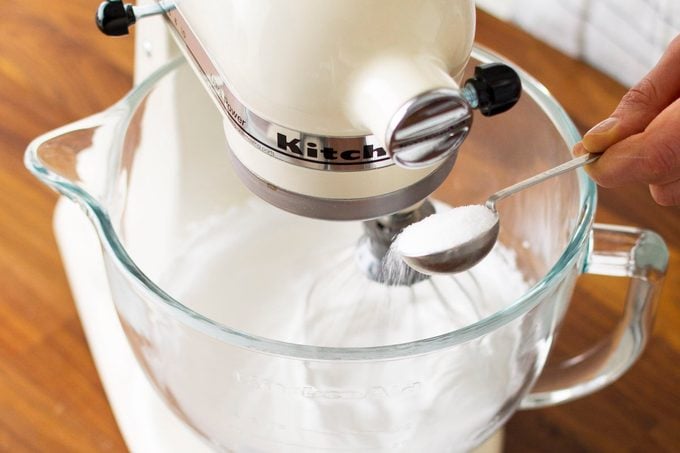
[582,34,680,153]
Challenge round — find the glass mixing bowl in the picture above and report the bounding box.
[26,48,668,452]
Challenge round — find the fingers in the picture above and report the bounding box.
[650,180,680,206]
[583,97,680,187]
[582,34,680,153]
[574,34,680,206]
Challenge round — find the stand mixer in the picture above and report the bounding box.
[96,0,522,285]
[25,1,668,452]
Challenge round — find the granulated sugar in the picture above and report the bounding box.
[397,204,497,257]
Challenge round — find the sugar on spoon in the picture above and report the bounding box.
[397,153,599,275]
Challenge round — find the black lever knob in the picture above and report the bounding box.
[96,0,136,36]
[464,63,522,116]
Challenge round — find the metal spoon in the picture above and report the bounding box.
[400,153,599,275]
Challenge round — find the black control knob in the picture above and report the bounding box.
[96,0,136,36]
[464,63,522,116]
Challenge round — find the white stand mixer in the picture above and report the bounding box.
[97,0,520,222]
[59,1,513,450]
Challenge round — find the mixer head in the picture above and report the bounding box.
[97,0,521,222]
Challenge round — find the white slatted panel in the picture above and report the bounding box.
[477,0,680,87]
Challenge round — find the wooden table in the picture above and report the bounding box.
[1,2,678,451]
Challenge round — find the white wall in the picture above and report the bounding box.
[477,0,680,87]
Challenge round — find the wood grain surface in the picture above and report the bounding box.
[0,2,678,452]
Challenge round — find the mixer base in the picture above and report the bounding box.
[53,198,505,453]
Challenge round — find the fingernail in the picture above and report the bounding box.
[583,117,619,152]
[586,117,618,136]
[572,142,587,156]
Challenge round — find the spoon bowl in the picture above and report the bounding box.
[400,214,500,275]
[398,153,598,275]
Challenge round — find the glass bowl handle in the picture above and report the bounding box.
[521,224,668,409]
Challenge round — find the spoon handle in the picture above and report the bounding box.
[486,153,599,209]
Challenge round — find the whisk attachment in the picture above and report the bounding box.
[356,200,435,286]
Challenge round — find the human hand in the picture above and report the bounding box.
[574,34,680,206]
